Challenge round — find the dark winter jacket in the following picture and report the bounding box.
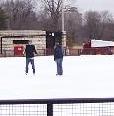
[25,44,37,58]
[54,45,63,60]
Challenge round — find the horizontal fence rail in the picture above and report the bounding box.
[0,48,82,57]
[0,47,114,57]
[0,98,114,116]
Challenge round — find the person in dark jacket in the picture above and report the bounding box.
[54,42,64,76]
[25,40,37,75]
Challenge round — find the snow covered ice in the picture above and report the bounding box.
[0,55,114,100]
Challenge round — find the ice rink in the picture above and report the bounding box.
[0,55,114,100]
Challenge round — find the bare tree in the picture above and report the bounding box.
[99,11,114,40]
[84,11,101,39]
[1,0,38,29]
[64,6,82,46]
[0,7,8,29]
[83,11,114,40]
[38,0,62,31]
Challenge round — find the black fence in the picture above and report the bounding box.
[0,98,114,116]
[0,47,114,57]
[0,48,82,57]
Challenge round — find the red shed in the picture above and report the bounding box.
[82,40,114,55]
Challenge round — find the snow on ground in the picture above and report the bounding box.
[0,55,114,100]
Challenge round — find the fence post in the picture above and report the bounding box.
[47,103,53,116]
[1,37,2,54]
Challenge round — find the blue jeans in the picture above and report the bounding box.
[55,58,63,75]
[26,58,35,74]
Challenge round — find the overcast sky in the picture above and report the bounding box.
[2,0,114,16]
[75,0,114,15]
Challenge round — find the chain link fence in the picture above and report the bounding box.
[0,98,114,116]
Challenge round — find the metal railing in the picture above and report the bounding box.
[0,98,114,116]
[0,48,82,57]
[0,47,114,57]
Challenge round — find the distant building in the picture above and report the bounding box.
[0,30,66,56]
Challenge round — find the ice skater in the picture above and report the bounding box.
[54,42,64,76]
[24,40,37,75]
